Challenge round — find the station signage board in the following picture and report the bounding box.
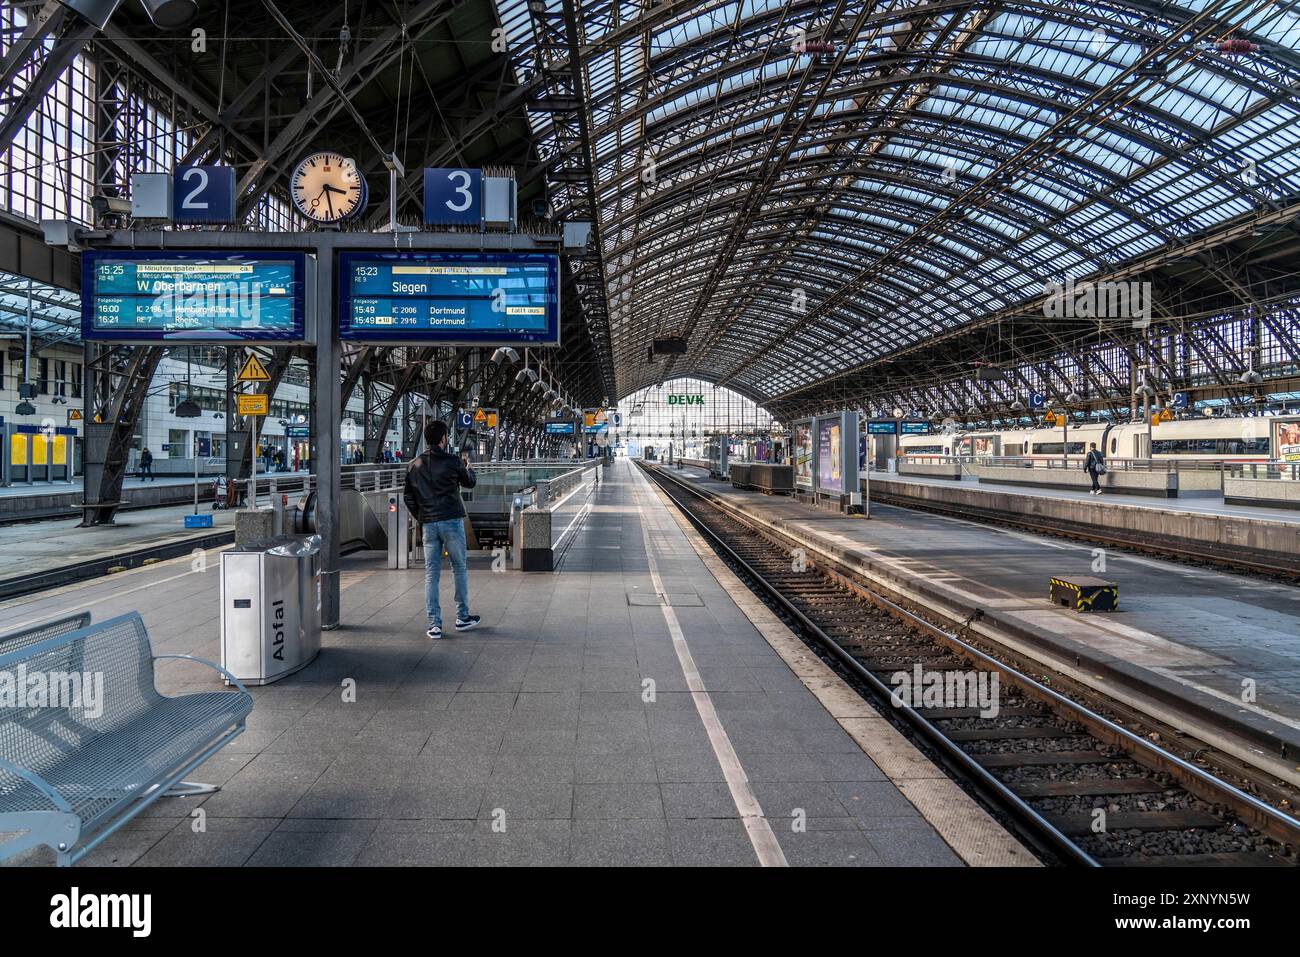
[423,168,482,226]
[237,393,269,416]
[338,251,560,346]
[866,420,897,435]
[545,421,575,435]
[899,421,931,435]
[173,165,237,224]
[82,251,309,343]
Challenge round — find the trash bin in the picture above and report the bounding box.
[220,534,322,685]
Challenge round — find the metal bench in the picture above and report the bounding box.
[0,611,253,866]
[0,612,91,655]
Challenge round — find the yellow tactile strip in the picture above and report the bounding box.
[646,477,1040,868]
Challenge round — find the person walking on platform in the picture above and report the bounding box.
[1084,442,1106,495]
[404,420,480,639]
[139,447,154,481]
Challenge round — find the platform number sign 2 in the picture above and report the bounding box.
[423,168,482,226]
[172,165,236,224]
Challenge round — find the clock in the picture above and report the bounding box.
[290,151,368,223]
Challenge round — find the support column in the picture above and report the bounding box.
[314,253,341,629]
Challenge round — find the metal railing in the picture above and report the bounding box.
[897,454,1272,474]
[1228,462,1300,481]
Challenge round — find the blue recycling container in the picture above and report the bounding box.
[184,514,214,529]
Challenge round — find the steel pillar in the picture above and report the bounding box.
[314,255,341,629]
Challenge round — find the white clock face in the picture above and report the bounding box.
[290,152,366,223]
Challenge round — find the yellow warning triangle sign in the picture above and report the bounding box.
[237,353,271,382]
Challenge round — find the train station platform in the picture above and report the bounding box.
[875,470,1300,525]
[666,465,1300,788]
[870,471,1299,579]
[0,458,1032,867]
[0,502,236,600]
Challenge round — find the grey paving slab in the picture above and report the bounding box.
[572,783,665,819]
[571,819,674,867]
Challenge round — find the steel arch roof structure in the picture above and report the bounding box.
[496,0,1300,416]
[2,0,1299,429]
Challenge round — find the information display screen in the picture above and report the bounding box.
[82,251,307,342]
[545,422,575,435]
[900,421,932,435]
[867,421,898,435]
[339,251,560,345]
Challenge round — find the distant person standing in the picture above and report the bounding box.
[139,447,154,481]
[1084,442,1105,495]
[404,420,480,639]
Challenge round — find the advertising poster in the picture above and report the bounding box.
[794,421,814,488]
[1275,419,1300,464]
[818,416,843,493]
[960,434,997,458]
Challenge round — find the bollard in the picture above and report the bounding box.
[387,493,409,569]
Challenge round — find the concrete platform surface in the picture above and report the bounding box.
[0,459,979,867]
[872,470,1300,525]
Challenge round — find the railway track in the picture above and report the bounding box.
[641,463,1300,868]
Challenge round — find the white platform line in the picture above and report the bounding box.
[628,467,788,867]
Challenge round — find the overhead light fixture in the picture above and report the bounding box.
[491,347,520,365]
[15,400,35,416]
[137,0,199,28]
[175,397,202,418]
[516,367,539,385]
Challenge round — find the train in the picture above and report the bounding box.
[895,415,1286,462]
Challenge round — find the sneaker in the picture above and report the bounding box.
[454,615,481,631]
[426,625,442,639]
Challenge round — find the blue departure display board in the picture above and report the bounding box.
[82,251,307,342]
[338,251,560,345]
[900,421,932,435]
[545,422,575,435]
[867,421,898,435]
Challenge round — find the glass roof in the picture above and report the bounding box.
[498,0,1300,405]
[0,271,80,341]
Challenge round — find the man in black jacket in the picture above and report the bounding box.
[403,420,480,638]
[1084,442,1105,495]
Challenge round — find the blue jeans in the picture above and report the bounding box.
[424,519,470,627]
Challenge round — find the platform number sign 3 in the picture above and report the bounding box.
[423,168,482,226]
[172,165,236,224]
